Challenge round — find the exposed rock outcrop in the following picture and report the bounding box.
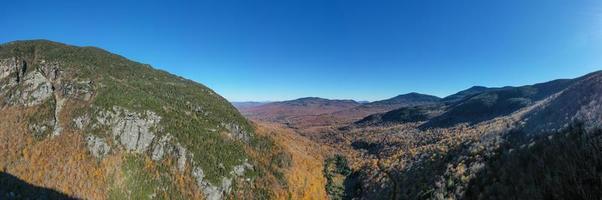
[10,71,54,106]
[192,161,253,200]
[72,114,90,130]
[0,41,267,200]
[149,134,189,172]
[95,107,161,153]
[86,135,111,158]
[222,123,250,142]
[0,58,96,138]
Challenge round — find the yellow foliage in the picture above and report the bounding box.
[253,122,329,200]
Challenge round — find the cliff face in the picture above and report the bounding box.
[0,40,294,199]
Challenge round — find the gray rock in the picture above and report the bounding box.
[176,144,187,172]
[73,114,90,130]
[90,108,253,200]
[151,134,173,161]
[29,123,51,138]
[97,107,161,153]
[192,166,222,200]
[221,177,233,194]
[192,167,206,184]
[38,61,61,82]
[191,160,252,200]
[86,135,111,158]
[221,123,250,142]
[191,166,223,200]
[51,97,66,137]
[232,164,246,176]
[202,185,223,200]
[17,71,53,106]
[0,57,18,80]
[0,58,25,102]
[61,80,94,101]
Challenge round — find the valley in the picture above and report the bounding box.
[236,71,602,200]
[0,40,600,200]
[4,0,602,199]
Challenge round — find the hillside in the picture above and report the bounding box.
[0,40,323,200]
[238,97,360,127]
[422,79,574,128]
[354,105,444,127]
[1,40,600,200]
[235,70,602,200]
[330,93,442,122]
[441,86,493,103]
[522,71,602,133]
[367,92,441,107]
[324,71,602,199]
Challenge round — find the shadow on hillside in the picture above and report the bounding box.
[0,172,76,200]
[390,143,469,200]
[463,125,602,200]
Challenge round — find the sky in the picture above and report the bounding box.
[1,0,601,101]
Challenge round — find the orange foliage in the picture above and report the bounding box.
[254,122,329,200]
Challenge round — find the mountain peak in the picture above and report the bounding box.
[0,40,262,199]
[369,92,441,107]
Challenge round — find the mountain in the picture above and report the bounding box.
[349,78,580,129]
[365,92,441,108]
[326,71,602,200]
[238,93,443,131]
[354,105,444,127]
[522,71,602,133]
[2,40,600,200]
[239,97,361,123]
[0,40,317,199]
[327,92,443,124]
[441,86,494,103]
[422,79,574,128]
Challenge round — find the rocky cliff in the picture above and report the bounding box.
[0,40,299,199]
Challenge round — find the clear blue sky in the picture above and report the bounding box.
[1,0,601,101]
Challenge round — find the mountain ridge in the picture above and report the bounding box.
[0,40,308,200]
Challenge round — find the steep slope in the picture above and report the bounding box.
[522,71,602,133]
[252,122,329,200]
[422,79,574,128]
[327,71,602,200]
[0,40,292,199]
[463,125,602,199]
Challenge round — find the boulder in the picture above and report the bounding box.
[86,135,111,158]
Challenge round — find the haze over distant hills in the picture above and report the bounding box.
[237,73,600,133]
[2,0,601,198]
[1,40,601,200]
[235,93,443,129]
[236,97,360,123]
[238,70,602,199]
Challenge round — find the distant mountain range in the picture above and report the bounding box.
[236,97,360,124]
[236,70,602,199]
[240,72,601,133]
[235,93,442,128]
[2,40,600,200]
